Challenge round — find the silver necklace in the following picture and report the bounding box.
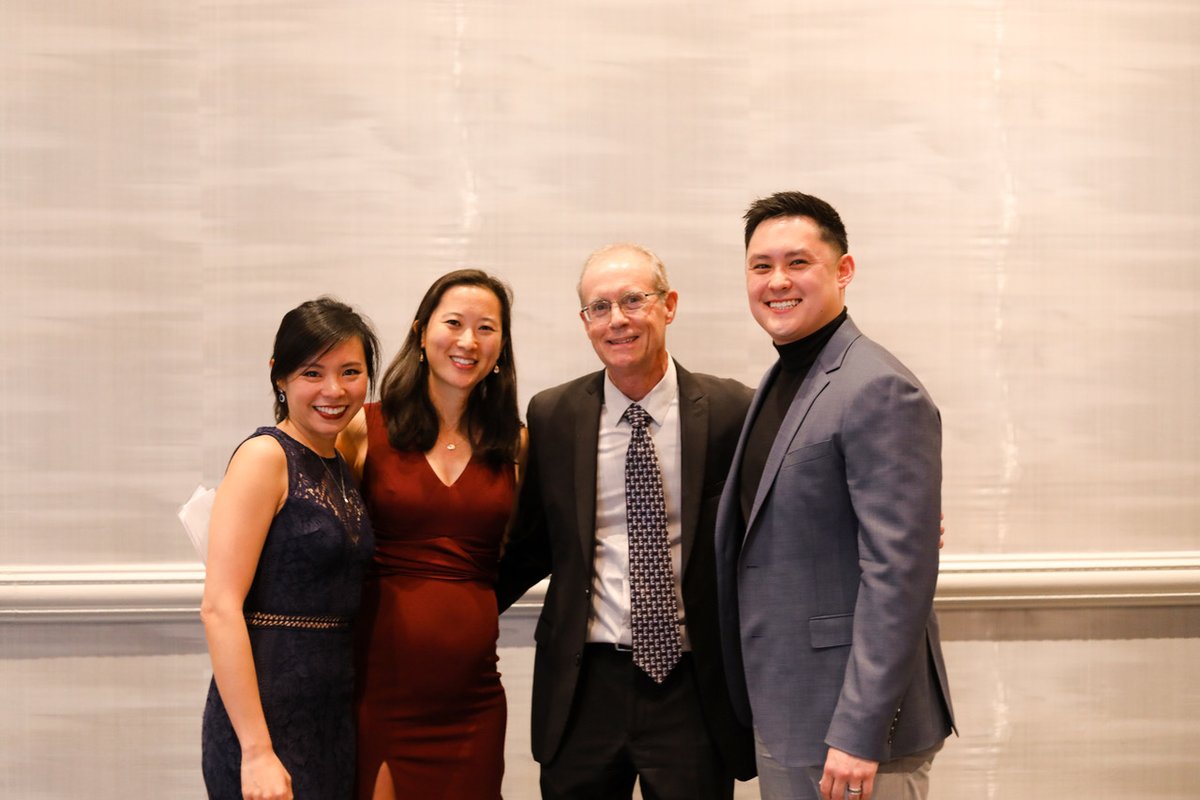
[320,456,348,503]
[277,422,349,504]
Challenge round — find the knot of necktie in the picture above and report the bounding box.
[624,402,651,431]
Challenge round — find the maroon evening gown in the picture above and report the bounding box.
[354,403,512,799]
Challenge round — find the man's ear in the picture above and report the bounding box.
[836,254,855,289]
[662,290,679,325]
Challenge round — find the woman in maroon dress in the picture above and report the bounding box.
[338,270,522,800]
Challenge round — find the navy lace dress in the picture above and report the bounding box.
[202,427,374,799]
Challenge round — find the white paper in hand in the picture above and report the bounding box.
[178,484,216,564]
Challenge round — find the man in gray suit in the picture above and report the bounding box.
[715,192,955,800]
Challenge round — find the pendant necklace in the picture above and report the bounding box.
[321,457,348,503]
[278,420,348,504]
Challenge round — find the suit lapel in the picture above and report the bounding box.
[742,318,863,541]
[720,360,777,553]
[572,373,604,563]
[676,363,707,580]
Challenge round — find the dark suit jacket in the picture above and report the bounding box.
[496,361,756,780]
[715,316,955,768]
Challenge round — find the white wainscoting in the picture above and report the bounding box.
[2,552,1198,622]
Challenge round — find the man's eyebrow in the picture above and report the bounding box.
[748,247,813,261]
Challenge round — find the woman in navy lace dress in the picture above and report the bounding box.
[201,297,380,800]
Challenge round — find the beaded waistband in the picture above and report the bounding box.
[245,611,351,630]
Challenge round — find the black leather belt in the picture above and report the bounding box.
[585,642,633,654]
[584,643,693,656]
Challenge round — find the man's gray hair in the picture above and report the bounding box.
[578,243,671,302]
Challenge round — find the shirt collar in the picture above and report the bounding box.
[603,355,678,428]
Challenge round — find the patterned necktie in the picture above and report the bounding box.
[624,403,681,683]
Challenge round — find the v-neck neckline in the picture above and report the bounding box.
[422,451,472,488]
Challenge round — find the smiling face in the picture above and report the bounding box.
[420,283,504,401]
[578,246,677,399]
[745,215,855,345]
[276,336,369,454]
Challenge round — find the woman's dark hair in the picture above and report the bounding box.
[379,269,520,469]
[270,296,381,423]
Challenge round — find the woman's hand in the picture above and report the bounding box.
[241,748,293,800]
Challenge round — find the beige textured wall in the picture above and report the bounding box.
[1,5,1198,798]
[2,2,1197,566]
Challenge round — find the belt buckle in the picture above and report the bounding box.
[613,642,633,653]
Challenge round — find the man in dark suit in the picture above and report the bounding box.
[714,192,955,800]
[497,243,756,799]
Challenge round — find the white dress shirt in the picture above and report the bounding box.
[586,357,690,650]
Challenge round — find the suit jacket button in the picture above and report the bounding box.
[574,651,582,667]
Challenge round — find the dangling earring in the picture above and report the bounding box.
[277,390,286,404]
[493,364,500,374]
[419,350,425,363]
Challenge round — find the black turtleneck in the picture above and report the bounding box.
[738,308,849,528]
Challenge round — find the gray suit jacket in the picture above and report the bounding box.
[497,362,757,779]
[715,316,955,767]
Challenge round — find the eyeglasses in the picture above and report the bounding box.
[579,290,666,322]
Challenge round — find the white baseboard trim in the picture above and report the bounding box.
[2,552,1198,622]
[934,552,1200,609]
[0,564,206,622]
